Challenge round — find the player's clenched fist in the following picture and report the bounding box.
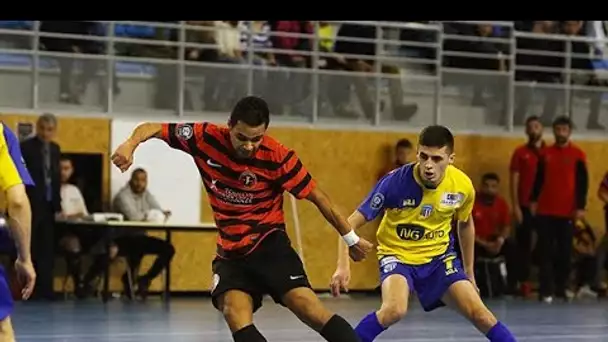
[111,140,136,172]
[348,237,373,262]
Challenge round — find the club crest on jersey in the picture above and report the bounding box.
[176,123,193,140]
[420,204,433,219]
[239,170,257,188]
[370,193,385,210]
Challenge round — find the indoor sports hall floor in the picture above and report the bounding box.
[11,296,608,341]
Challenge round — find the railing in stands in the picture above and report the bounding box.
[0,21,605,133]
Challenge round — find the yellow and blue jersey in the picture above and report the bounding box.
[0,122,34,192]
[357,163,475,265]
[0,122,33,320]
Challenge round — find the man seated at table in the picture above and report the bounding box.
[82,168,175,299]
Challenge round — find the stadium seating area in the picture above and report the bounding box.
[0,21,605,130]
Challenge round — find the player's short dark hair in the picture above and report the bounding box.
[525,115,541,126]
[418,125,454,153]
[229,96,270,128]
[59,154,71,162]
[395,138,412,151]
[482,172,500,183]
[552,115,573,129]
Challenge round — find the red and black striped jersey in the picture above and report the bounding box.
[160,122,316,259]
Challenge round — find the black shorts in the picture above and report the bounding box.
[211,230,311,312]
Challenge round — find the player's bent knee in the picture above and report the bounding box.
[468,305,497,331]
[378,301,408,326]
[283,287,333,330]
[377,274,409,327]
[218,291,255,332]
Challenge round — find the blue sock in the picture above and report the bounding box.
[354,312,386,342]
[486,321,516,342]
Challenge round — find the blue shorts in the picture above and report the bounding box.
[0,267,13,320]
[379,250,468,312]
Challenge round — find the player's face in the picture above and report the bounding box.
[417,145,454,186]
[59,160,73,183]
[130,172,147,194]
[480,179,499,198]
[395,147,412,166]
[36,121,56,143]
[553,124,571,145]
[228,121,267,159]
[525,120,543,143]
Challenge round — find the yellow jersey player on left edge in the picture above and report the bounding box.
[0,122,36,342]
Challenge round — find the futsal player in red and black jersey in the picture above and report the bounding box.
[111,96,373,342]
[530,116,588,303]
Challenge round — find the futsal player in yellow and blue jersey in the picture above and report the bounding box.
[331,125,516,342]
[0,122,36,341]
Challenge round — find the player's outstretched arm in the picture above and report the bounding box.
[306,187,373,262]
[111,123,163,173]
[330,211,370,297]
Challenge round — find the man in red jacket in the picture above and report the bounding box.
[530,116,588,303]
[509,115,544,296]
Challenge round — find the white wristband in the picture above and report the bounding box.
[342,230,360,247]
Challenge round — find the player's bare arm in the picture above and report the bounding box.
[331,210,368,297]
[111,123,163,172]
[306,187,373,263]
[456,215,476,286]
[5,184,35,299]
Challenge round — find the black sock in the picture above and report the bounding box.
[232,324,267,342]
[320,314,361,342]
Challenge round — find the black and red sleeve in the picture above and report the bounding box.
[275,150,316,199]
[159,122,207,155]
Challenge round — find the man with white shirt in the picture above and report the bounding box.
[59,156,88,219]
[82,168,175,299]
[56,155,89,296]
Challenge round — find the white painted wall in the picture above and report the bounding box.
[110,119,202,224]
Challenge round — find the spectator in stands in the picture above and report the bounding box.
[39,21,107,105]
[509,115,544,297]
[530,116,588,303]
[267,21,313,115]
[184,21,223,111]
[316,22,353,116]
[127,21,181,110]
[83,168,175,299]
[57,155,89,297]
[514,21,562,126]
[377,138,413,180]
[332,22,419,121]
[239,21,276,66]
[185,21,216,62]
[559,21,604,130]
[397,21,437,73]
[473,172,518,295]
[20,113,62,300]
[443,22,509,125]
